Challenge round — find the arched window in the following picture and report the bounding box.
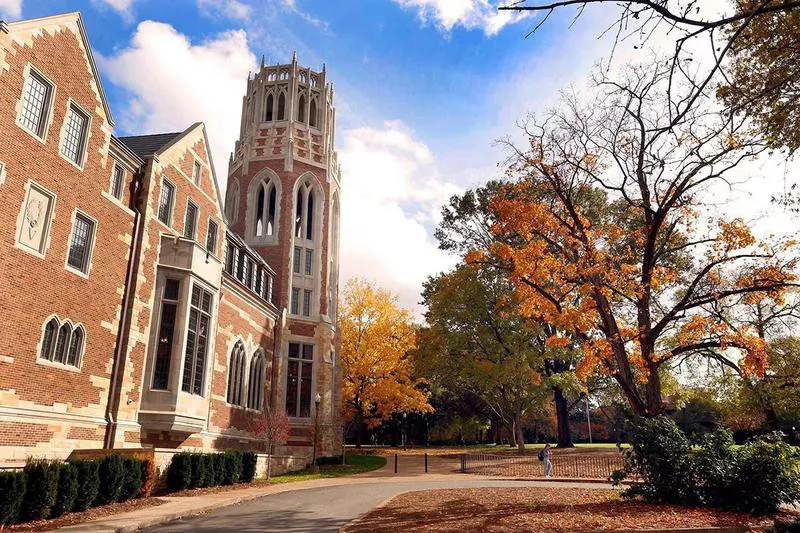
[226,342,246,407]
[54,323,71,364]
[297,94,306,123]
[40,318,58,361]
[253,179,278,238]
[226,180,240,223]
[309,100,317,128]
[67,326,84,367]
[264,93,274,121]
[295,187,304,238]
[277,93,286,121]
[306,190,314,240]
[268,185,277,235]
[247,351,266,410]
[255,185,265,236]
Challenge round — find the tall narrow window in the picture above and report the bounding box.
[226,180,239,223]
[306,191,314,240]
[67,326,84,367]
[158,181,175,225]
[309,100,317,128]
[111,164,124,200]
[54,323,71,364]
[265,275,273,302]
[19,69,52,138]
[184,201,198,240]
[304,249,313,276]
[265,93,274,121]
[193,161,202,185]
[226,342,246,406]
[291,287,300,315]
[67,212,95,274]
[153,279,180,390]
[277,92,286,120]
[225,243,236,274]
[40,318,59,361]
[61,104,89,165]
[181,284,213,396]
[255,184,265,236]
[267,184,277,235]
[293,246,301,274]
[297,94,306,123]
[295,189,303,238]
[206,220,218,253]
[303,289,312,317]
[247,351,266,410]
[286,342,313,417]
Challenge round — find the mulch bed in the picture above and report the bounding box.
[5,497,167,532]
[343,487,800,532]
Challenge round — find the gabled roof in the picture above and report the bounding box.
[4,12,115,127]
[117,132,183,159]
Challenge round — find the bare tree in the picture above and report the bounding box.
[250,405,291,481]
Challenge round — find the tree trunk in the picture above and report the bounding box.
[515,411,525,454]
[554,387,574,448]
[644,364,663,416]
[354,416,364,448]
[509,421,517,448]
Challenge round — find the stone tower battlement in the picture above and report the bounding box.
[230,52,340,183]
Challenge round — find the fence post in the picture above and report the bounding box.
[460,454,465,473]
[394,453,398,474]
[424,452,428,473]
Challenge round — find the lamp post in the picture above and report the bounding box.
[312,393,321,470]
[402,412,407,450]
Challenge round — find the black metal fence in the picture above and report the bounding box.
[459,452,630,480]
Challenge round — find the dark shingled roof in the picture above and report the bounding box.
[117,132,182,159]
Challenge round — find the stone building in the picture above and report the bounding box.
[0,11,342,471]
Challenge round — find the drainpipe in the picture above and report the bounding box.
[269,307,284,410]
[104,170,144,449]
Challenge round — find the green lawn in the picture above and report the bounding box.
[263,453,387,484]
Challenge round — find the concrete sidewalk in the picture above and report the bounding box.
[58,457,616,532]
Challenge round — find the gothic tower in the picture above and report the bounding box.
[225,53,341,457]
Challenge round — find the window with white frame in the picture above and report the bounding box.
[158,180,175,225]
[111,163,124,200]
[286,342,313,417]
[181,283,213,396]
[61,104,89,165]
[66,212,95,274]
[39,317,84,368]
[184,201,198,240]
[18,69,52,138]
[193,160,202,185]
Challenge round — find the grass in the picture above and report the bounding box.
[264,453,387,484]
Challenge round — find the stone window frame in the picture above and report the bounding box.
[0,160,7,186]
[110,162,125,201]
[16,63,56,144]
[225,179,240,225]
[284,339,316,420]
[157,178,176,227]
[151,277,182,391]
[58,99,92,171]
[184,199,198,240]
[192,158,202,186]
[247,349,267,411]
[206,218,219,255]
[63,208,97,279]
[226,340,247,408]
[36,314,85,372]
[14,179,57,260]
[244,168,282,246]
[289,172,324,320]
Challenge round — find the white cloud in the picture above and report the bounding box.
[392,0,527,35]
[339,120,460,314]
[197,0,252,22]
[0,0,22,19]
[97,21,256,185]
[91,0,135,22]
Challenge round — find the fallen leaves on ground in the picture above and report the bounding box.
[6,497,166,532]
[344,488,800,532]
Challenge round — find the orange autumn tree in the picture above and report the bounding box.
[470,60,799,417]
[338,278,433,445]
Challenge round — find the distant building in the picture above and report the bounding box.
[0,12,342,472]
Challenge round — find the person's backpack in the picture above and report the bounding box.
[537,449,545,461]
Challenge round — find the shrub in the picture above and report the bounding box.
[769,519,800,533]
[21,458,59,521]
[222,450,243,485]
[72,460,100,512]
[96,453,125,505]
[241,451,257,482]
[51,462,78,518]
[213,453,226,486]
[315,455,344,466]
[0,471,26,525]
[119,457,143,501]
[613,416,700,505]
[189,454,207,489]
[694,429,738,508]
[166,453,192,492]
[729,432,800,514]
[200,454,216,487]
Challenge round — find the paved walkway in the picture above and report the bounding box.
[60,456,615,532]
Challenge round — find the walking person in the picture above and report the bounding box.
[538,443,553,478]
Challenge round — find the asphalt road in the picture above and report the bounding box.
[144,479,606,533]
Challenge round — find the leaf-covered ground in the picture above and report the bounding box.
[344,487,800,532]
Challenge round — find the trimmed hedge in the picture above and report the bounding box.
[51,462,78,518]
[241,451,257,483]
[72,459,100,512]
[167,452,193,492]
[165,450,257,493]
[22,458,59,521]
[213,453,226,485]
[120,456,144,501]
[96,453,125,505]
[0,470,26,525]
[222,450,243,485]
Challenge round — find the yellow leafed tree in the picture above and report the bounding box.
[338,278,433,445]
